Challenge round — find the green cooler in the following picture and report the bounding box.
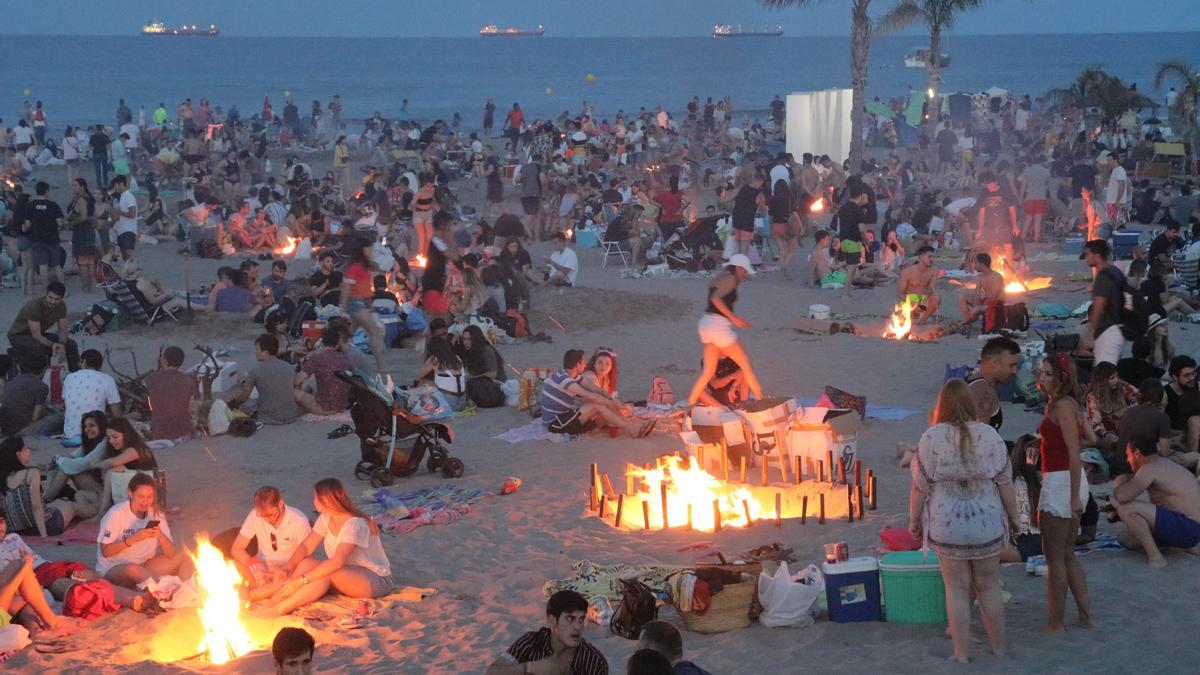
[880,551,946,623]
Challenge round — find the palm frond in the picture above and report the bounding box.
[1153,59,1199,91]
[760,0,826,8]
[875,1,927,35]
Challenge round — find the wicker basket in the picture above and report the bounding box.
[679,579,755,634]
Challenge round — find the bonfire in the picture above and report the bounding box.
[191,535,255,664]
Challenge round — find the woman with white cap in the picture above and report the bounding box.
[686,253,765,406]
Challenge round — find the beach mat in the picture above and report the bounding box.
[794,397,916,421]
[24,519,99,546]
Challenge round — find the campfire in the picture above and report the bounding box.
[809,197,826,214]
[882,299,917,340]
[274,236,300,256]
[410,254,428,270]
[191,535,255,663]
[994,254,1052,294]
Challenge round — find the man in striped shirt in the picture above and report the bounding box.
[540,349,654,438]
[486,590,608,675]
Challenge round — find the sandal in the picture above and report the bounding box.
[327,424,354,439]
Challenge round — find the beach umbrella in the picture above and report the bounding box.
[985,86,1009,99]
[571,131,587,142]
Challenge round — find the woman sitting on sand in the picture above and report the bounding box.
[97,418,159,512]
[686,254,765,406]
[0,437,97,538]
[1084,361,1139,449]
[43,411,109,503]
[0,532,84,640]
[414,336,468,412]
[909,380,1018,663]
[256,478,392,616]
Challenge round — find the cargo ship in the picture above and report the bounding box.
[713,24,784,38]
[141,20,220,36]
[480,24,545,37]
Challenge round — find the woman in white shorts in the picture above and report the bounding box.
[687,254,766,406]
[1033,354,1093,633]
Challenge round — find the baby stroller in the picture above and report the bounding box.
[660,214,724,271]
[337,370,462,486]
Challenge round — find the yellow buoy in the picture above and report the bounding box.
[284,90,292,98]
[546,87,553,95]
[22,89,30,97]
[585,73,596,83]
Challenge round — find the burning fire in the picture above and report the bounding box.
[628,456,764,530]
[883,299,918,340]
[994,254,1051,294]
[274,236,299,256]
[411,254,428,269]
[809,197,826,214]
[191,535,255,664]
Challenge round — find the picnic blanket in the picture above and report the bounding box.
[497,406,681,444]
[359,484,493,534]
[545,560,688,625]
[23,520,99,546]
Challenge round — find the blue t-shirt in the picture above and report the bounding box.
[214,286,256,312]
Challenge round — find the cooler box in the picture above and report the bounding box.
[188,359,241,395]
[1062,236,1084,257]
[574,227,599,248]
[302,320,327,343]
[378,315,401,347]
[1111,230,1140,259]
[822,557,882,622]
[880,551,946,623]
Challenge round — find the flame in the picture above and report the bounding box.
[412,254,427,268]
[190,535,255,664]
[627,456,764,530]
[274,237,299,256]
[809,198,826,214]
[883,299,918,340]
[565,228,574,240]
[993,252,1052,295]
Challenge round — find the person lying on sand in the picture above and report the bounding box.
[1112,435,1200,568]
[898,245,942,325]
[485,590,609,675]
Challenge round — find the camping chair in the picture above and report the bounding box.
[96,261,122,290]
[1173,254,1200,292]
[598,203,630,268]
[106,279,180,326]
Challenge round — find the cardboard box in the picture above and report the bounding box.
[687,407,749,465]
[787,407,864,479]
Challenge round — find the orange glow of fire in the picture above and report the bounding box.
[191,535,255,664]
[411,254,427,268]
[274,237,299,256]
[565,228,574,240]
[810,198,826,214]
[994,253,1052,295]
[883,299,918,340]
[627,456,764,530]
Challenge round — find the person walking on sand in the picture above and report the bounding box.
[1034,354,1093,633]
[909,380,1018,663]
[686,254,765,406]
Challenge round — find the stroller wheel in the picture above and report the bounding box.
[369,466,395,488]
[426,453,443,473]
[354,461,375,481]
[441,457,465,479]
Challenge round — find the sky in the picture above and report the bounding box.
[3,0,1192,37]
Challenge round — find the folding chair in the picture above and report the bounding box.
[106,279,180,326]
[598,204,629,268]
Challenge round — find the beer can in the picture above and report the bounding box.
[358,600,370,618]
[823,543,838,564]
[836,542,850,562]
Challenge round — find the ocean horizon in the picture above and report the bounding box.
[2,32,1195,129]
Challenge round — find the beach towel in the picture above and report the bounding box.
[545,561,687,626]
[498,419,570,444]
[1033,303,1073,319]
[22,520,99,546]
[359,484,493,534]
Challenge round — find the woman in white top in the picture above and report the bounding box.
[63,126,81,184]
[415,336,468,412]
[257,478,392,616]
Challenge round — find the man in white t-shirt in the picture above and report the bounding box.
[62,348,122,436]
[229,486,312,601]
[96,473,193,587]
[1105,152,1129,223]
[120,122,140,150]
[112,175,139,261]
[545,232,579,287]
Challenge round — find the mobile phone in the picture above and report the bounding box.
[145,520,161,529]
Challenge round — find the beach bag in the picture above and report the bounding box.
[610,578,659,639]
[985,302,1029,333]
[207,399,232,435]
[0,625,30,654]
[757,562,822,628]
[198,238,223,259]
[467,376,506,408]
[820,271,846,287]
[64,580,121,620]
[944,364,972,382]
[407,383,452,421]
[288,300,317,337]
[518,368,555,411]
[72,301,118,336]
[504,309,530,338]
[647,376,674,406]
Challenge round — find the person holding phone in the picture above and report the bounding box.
[95,473,193,588]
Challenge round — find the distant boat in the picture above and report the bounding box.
[904,48,950,69]
[480,24,545,37]
[713,24,784,38]
[142,20,220,36]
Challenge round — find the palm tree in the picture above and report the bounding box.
[1153,60,1200,158]
[763,0,875,170]
[875,0,985,141]
[1045,67,1156,121]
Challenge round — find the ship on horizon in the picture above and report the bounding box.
[712,24,784,38]
[142,20,220,36]
[480,23,544,37]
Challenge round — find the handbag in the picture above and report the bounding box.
[610,578,658,639]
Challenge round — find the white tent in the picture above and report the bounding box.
[985,86,1010,98]
[786,89,853,163]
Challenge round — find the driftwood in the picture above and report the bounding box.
[105,345,157,419]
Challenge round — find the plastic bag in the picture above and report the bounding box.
[207,398,232,435]
[0,624,30,653]
[295,238,313,260]
[757,562,822,628]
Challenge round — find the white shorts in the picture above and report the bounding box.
[1093,324,1124,366]
[1038,468,1089,519]
[698,313,738,349]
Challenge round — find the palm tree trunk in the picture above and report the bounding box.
[924,25,942,145]
[848,3,871,171]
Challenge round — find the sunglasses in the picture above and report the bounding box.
[270,532,278,552]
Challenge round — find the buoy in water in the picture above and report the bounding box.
[546,87,553,95]
[585,73,596,83]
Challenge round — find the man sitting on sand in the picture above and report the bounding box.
[142,345,197,441]
[1112,435,1200,567]
[897,245,941,325]
[485,589,609,675]
[96,473,193,588]
[228,486,312,602]
[233,334,302,425]
[541,349,654,438]
[272,626,315,675]
[544,232,579,287]
[7,281,80,373]
[638,620,712,675]
[958,252,1006,326]
[294,327,352,415]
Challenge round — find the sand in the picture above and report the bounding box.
[4,159,1196,674]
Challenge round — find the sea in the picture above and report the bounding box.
[1,32,1195,129]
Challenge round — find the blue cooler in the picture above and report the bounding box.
[378,315,401,347]
[1062,236,1084,257]
[822,556,882,622]
[1111,231,1140,258]
[575,227,599,248]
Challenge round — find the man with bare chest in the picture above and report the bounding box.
[959,252,1007,324]
[1113,436,1200,567]
[898,245,942,324]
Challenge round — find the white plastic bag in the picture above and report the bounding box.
[207,399,231,436]
[0,624,30,653]
[757,562,822,628]
[295,238,313,260]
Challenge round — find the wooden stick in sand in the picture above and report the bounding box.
[759,456,767,487]
[775,432,790,483]
[739,456,746,483]
[599,495,607,519]
[687,503,694,530]
[847,484,854,523]
[589,464,598,511]
[712,499,722,532]
[794,456,802,485]
[742,499,753,527]
[826,450,834,482]
[870,474,878,510]
[856,484,864,519]
[838,456,846,484]
[854,459,863,490]
[817,460,824,484]
[720,439,729,481]
[660,484,669,529]
[775,493,782,528]
[614,494,625,528]
[801,495,808,525]
[642,500,650,530]
[602,474,615,501]
[819,493,826,524]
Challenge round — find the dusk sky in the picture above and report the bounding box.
[3,0,1190,37]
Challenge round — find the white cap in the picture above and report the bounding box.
[726,253,755,275]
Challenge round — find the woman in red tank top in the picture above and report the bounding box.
[1034,354,1094,633]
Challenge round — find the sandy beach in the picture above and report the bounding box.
[0,152,1195,674]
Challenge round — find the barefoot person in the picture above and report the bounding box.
[1034,354,1093,633]
[256,478,392,616]
[958,252,1006,326]
[686,254,765,406]
[909,380,1017,663]
[541,349,653,438]
[897,246,942,325]
[485,590,609,675]
[96,473,193,588]
[228,486,312,601]
[1112,436,1200,567]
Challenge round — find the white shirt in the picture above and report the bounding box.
[237,505,311,567]
[63,136,80,161]
[769,164,791,191]
[1106,165,1129,205]
[12,126,33,145]
[116,190,138,235]
[470,139,483,154]
[0,533,47,567]
[96,500,173,574]
[120,123,140,149]
[549,247,579,285]
[62,369,121,436]
[313,514,390,577]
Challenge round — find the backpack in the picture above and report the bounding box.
[983,302,1029,333]
[288,299,317,337]
[467,376,506,408]
[504,309,529,338]
[609,578,658,639]
[1100,266,1149,341]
